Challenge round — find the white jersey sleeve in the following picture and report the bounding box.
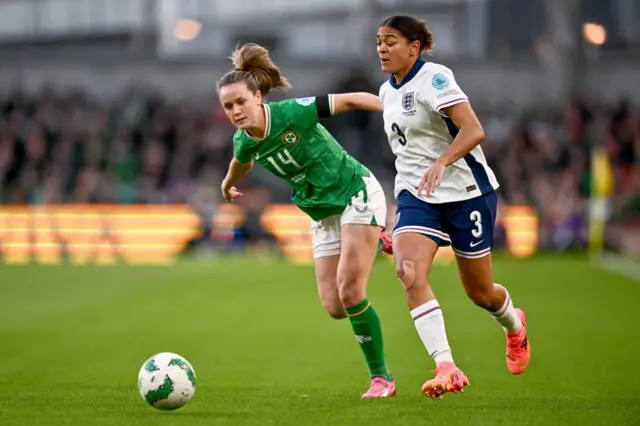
[421,65,469,117]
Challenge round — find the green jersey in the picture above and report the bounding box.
[233,96,370,221]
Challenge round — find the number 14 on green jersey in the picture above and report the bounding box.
[265,148,300,176]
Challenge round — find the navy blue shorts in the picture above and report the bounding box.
[393,190,498,259]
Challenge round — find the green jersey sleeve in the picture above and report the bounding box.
[232,132,253,164]
[278,96,333,129]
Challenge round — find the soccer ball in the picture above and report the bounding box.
[137,352,197,410]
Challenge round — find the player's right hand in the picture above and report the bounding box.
[221,184,243,202]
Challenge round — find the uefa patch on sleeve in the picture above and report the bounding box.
[296,97,316,106]
[432,73,450,90]
[436,89,460,99]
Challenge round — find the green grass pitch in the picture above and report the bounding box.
[1,255,639,425]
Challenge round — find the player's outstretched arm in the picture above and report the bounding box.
[330,93,383,115]
[221,158,253,202]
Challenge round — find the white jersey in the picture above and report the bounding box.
[379,59,499,204]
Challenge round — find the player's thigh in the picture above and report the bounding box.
[392,190,448,282]
[311,214,343,312]
[445,192,497,295]
[335,174,386,302]
[337,224,380,306]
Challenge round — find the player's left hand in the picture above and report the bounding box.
[417,159,446,196]
[221,182,243,203]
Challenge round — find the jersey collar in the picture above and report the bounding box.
[244,104,271,141]
[389,58,425,90]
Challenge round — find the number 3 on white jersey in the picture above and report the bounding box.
[470,210,483,238]
[391,122,407,146]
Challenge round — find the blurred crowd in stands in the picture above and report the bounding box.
[0,71,638,252]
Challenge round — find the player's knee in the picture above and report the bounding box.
[396,259,416,289]
[337,275,366,308]
[338,284,364,308]
[322,301,347,320]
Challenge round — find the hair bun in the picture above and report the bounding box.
[222,43,292,96]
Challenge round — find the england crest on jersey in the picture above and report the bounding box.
[402,92,415,110]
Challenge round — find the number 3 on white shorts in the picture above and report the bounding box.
[470,210,483,238]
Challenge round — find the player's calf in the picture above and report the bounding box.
[456,255,504,310]
[456,257,523,333]
[465,285,504,312]
[314,254,347,319]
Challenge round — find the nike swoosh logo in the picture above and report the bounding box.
[469,240,484,248]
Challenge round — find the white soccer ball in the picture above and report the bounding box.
[137,352,197,410]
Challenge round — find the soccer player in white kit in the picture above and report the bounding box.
[376,15,531,398]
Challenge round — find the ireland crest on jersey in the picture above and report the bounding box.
[402,92,415,110]
[281,129,301,146]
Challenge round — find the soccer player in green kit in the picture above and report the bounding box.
[218,43,395,398]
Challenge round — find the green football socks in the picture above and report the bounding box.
[345,298,392,381]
